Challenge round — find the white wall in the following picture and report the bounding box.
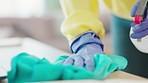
[0,0,16,17]
[14,0,45,18]
[0,0,45,18]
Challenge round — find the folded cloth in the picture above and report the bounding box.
[7,53,127,83]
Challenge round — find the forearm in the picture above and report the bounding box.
[60,0,99,18]
[60,0,105,42]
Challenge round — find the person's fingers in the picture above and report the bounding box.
[132,24,141,32]
[84,58,95,71]
[131,22,136,27]
[130,0,140,17]
[63,57,74,65]
[132,20,148,33]
[73,55,84,67]
[131,28,148,39]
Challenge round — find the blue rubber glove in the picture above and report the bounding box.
[130,0,148,39]
[60,32,104,71]
[7,53,127,82]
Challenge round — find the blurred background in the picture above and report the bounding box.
[0,0,112,54]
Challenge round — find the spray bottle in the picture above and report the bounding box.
[130,0,148,53]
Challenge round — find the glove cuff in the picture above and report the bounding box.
[70,31,104,54]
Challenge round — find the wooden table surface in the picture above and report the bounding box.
[0,38,147,83]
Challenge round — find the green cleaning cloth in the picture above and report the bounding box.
[7,53,127,83]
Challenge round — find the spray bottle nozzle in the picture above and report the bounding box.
[134,0,148,24]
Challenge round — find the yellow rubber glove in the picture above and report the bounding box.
[60,0,105,42]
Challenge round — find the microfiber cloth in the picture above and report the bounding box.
[7,53,127,83]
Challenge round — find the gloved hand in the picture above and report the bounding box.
[59,32,104,71]
[7,53,127,82]
[130,0,148,39]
